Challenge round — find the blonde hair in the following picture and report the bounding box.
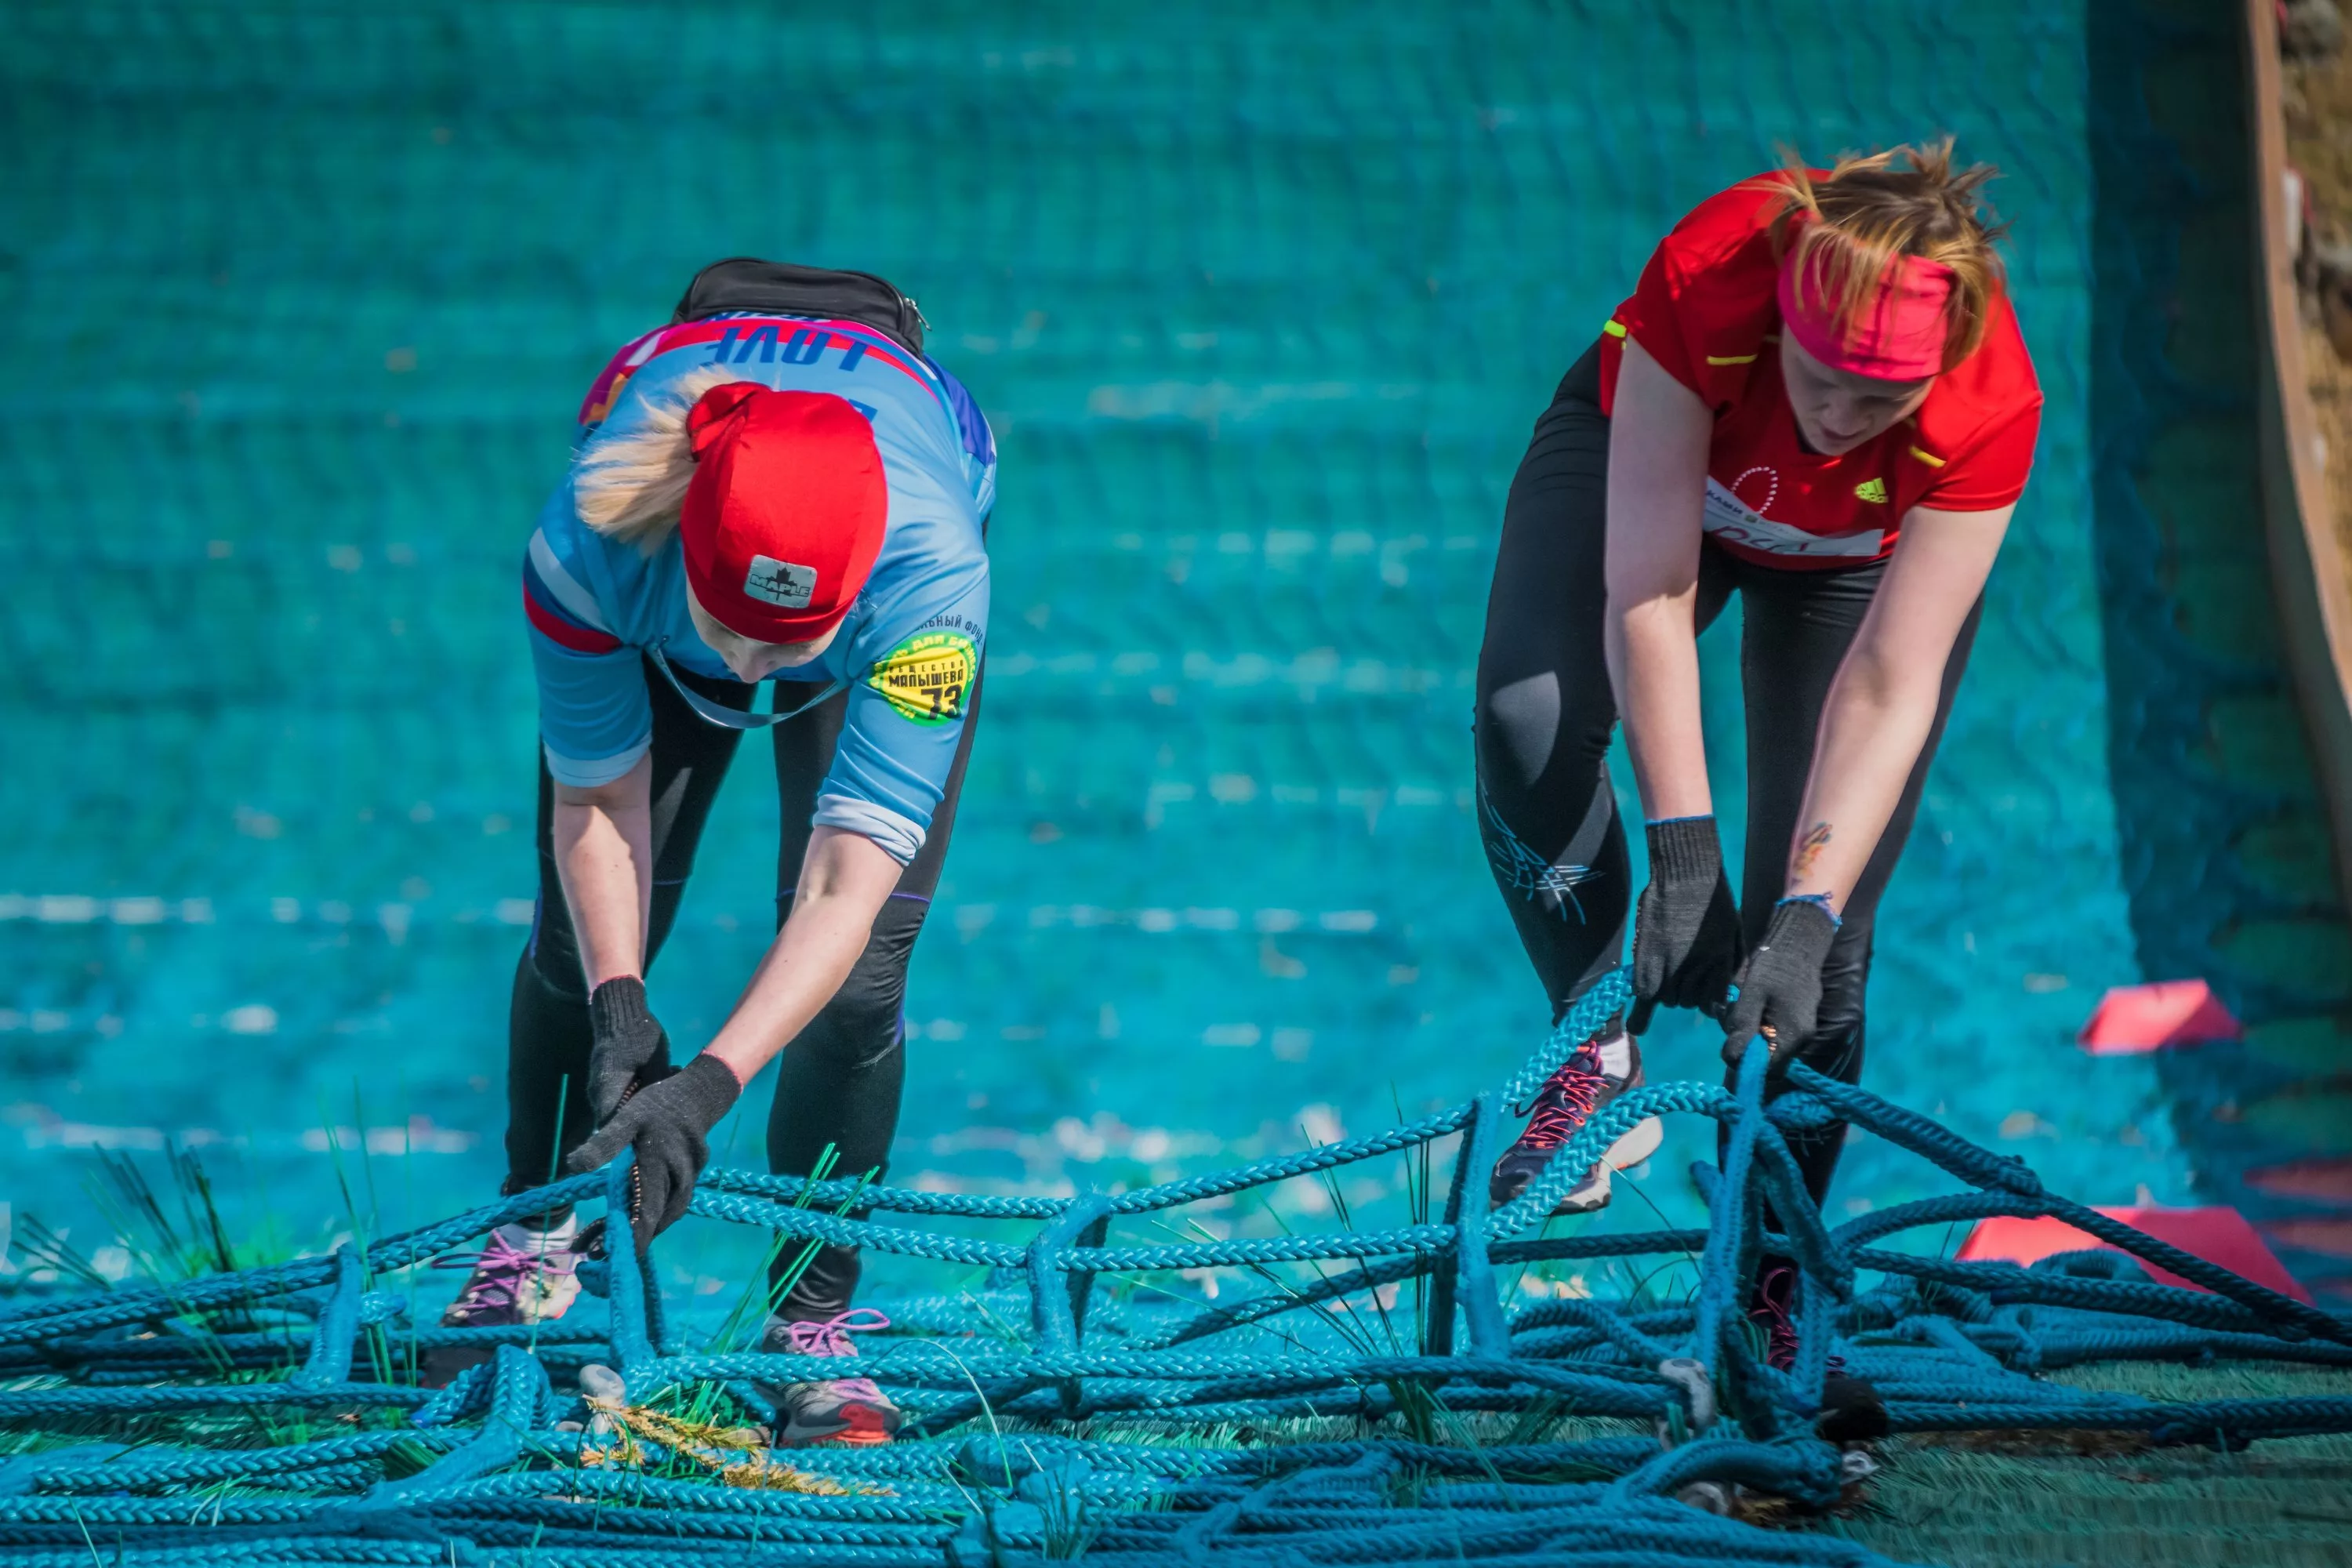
[571,365,748,550]
[1764,138,2008,372]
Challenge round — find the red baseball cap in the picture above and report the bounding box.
[678,383,888,643]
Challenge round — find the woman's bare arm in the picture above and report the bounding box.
[557,750,902,1091]
[1784,501,2014,910]
[1605,339,1719,821]
[700,826,904,1086]
[553,753,655,989]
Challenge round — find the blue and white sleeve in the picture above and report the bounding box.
[814,579,989,863]
[521,524,652,788]
[931,362,997,518]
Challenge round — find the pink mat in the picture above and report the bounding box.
[1959,1205,2311,1302]
[2076,978,2242,1053]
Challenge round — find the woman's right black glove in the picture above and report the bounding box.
[587,976,673,1125]
[566,1053,742,1250]
[1628,815,1744,1033]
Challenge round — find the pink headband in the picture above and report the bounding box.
[1776,240,1955,382]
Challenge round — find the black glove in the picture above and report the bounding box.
[565,1053,741,1250]
[1628,816,1744,1033]
[1721,898,1841,1070]
[587,976,673,1126]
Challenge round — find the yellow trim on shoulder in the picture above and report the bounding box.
[1907,445,1947,469]
[1704,353,1758,366]
[1602,319,1628,338]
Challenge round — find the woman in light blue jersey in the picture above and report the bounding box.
[429,263,995,1450]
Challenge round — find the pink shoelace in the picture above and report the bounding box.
[434,1229,575,1319]
[778,1306,893,1356]
[1751,1265,1850,1376]
[775,1308,893,1399]
[1750,1266,1803,1372]
[1519,1047,1606,1151]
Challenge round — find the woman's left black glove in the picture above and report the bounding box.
[1721,898,1841,1070]
[1629,816,1745,1033]
[565,1054,742,1250]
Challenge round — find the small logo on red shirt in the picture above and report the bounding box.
[1730,466,1780,516]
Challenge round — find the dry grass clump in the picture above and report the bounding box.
[575,1392,891,1495]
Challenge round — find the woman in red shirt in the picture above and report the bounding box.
[1476,142,2041,1249]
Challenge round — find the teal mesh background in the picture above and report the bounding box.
[2,0,2277,1296]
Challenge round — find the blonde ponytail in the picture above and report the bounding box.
[571,365,749,550]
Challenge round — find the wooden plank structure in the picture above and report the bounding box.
[2248,0,2352,915]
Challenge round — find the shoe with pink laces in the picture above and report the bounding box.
[1750,1265,1807,1372]
[1749,1264,1887,1443]
[753,1308,901,1446]
[1488,1029,1662,1213]
[419,1222,583,1388]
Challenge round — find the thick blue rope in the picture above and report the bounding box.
[0,965,2345,1568]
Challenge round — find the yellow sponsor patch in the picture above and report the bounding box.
[1853,477,1889,504]
[1602,318,1628,338]
[866,628,978,725]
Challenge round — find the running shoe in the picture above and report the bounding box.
[1750,1265,1806,1372]
[1750,1265,1887,1443]
[1488,1031,1663,1213]
[753,1308,901,1447]
[418,1224,582,1388]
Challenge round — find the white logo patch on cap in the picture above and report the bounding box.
[743,555,817,609]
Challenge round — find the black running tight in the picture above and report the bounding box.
[506,655,978,1318]
[1473,342,1980,1203]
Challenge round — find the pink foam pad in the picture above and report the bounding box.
[2075,978,2241,1053]
[1958,1206,2311,1303]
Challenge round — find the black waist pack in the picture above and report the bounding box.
[670,258,927,358]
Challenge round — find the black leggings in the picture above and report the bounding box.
[1474,343,1980,1203]
[506,655,978,1316]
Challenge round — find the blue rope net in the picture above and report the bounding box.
[1,971,2347,1567]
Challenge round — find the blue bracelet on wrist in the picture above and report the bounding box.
[1778,891,1842,927]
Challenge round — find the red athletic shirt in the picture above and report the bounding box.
[1596,172,2042,570]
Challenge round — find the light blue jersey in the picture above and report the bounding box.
[521,315,994,863]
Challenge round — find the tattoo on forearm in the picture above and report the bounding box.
[1792,821,1832,879]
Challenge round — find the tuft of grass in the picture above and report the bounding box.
[1032,1451,1102,1559]
[381,1437,442,1482]
[3,1139,427,1461]
[1134,1111,1515,1458]
[89,1145,240,1284]
[705,1143,877,1356]
[9,1214,114,1293]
